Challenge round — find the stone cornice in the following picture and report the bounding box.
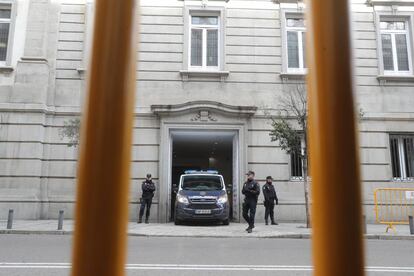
[151,100,257,117]
[367,0,414,6]
[20,56,48,64]
[273,0,303,3]
[0,66,14,73]
[0,103,81,115]
[179,70,229,82]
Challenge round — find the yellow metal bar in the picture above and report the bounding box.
[388,191,394,222]
[71,0,137,275]
[393,190,396,222]
[305,0,365,275]
[385,190,389,223]
[399,190,403,222]
[404,191,408,220]
[379,189,383,222]
[374,190,379,223]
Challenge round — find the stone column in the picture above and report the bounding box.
[12,0,52,219]
[12,0,50,105]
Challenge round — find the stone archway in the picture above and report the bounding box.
[151,101,257,223]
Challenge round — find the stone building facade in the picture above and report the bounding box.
[0,0,413,223]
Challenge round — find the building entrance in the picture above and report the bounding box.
[170,130,236,221]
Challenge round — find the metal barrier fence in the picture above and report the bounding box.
[374,188,414,232]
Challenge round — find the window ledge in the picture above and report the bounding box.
[377,75,414,83]
[0,66,14,73]
[20,57,48,63]
[77,67,86,74]
[273,0,303,3]
[76,68,88,79]
[392,177,414,182]
[367,0,414,6]
[280,72,306,81]
[178,0,230,1]
[179,70,229,82]
[290,176,311,182]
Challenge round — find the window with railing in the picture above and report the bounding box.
[291,150,303,179]
[390,135,414,180]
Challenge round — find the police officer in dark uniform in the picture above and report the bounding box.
[242,170,260,233]
[138,173,156,224]
[262,176,278,225]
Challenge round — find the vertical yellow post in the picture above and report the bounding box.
[305,0,365,275]
[374,190,377,222]
[71,0,137,275]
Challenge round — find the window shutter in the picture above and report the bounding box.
[207,29,218,67]
[191,29,203,66]
[381,34,394,71]
[0,22,9,61]
[390,137,401,178]
[0,5,11,62]
[395,34,409,71]
[403,137,414,178]
[287,31,299,68]
[302,32,306,68]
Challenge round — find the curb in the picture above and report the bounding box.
[127,233,313,239]
[364,234,414,240]
[0,230,73,235]
[0,230,413,240]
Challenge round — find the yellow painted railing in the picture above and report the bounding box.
[374,188,414,232]
[306,0,365,275]
[71,0,137,275]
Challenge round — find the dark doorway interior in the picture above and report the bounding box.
[170,131,234,221]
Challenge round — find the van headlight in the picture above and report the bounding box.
[177,194,189,204]
[217,194,228,204]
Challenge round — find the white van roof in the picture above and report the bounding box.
[184,170,219,175]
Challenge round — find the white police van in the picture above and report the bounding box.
[174,170,230,225]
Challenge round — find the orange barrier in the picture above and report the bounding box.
[374,188,414,232]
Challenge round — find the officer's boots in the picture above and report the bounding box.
[138,217,143,223]
[271,219,278,225]
[145,217,149,224]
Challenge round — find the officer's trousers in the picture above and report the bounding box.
[264,200,275,223]
[139,198,152,220]
[242,198,257,228]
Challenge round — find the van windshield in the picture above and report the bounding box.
[182,175,223,191]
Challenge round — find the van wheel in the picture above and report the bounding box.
[222,219,230,225]
[174,218,182,225]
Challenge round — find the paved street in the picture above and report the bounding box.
[0,235,413,275]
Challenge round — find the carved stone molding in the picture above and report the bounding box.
[191,110,218,122]
[151,100,257,118]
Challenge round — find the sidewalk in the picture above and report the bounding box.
[0,220,413,240]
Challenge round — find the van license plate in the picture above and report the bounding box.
[195,209,211,214]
